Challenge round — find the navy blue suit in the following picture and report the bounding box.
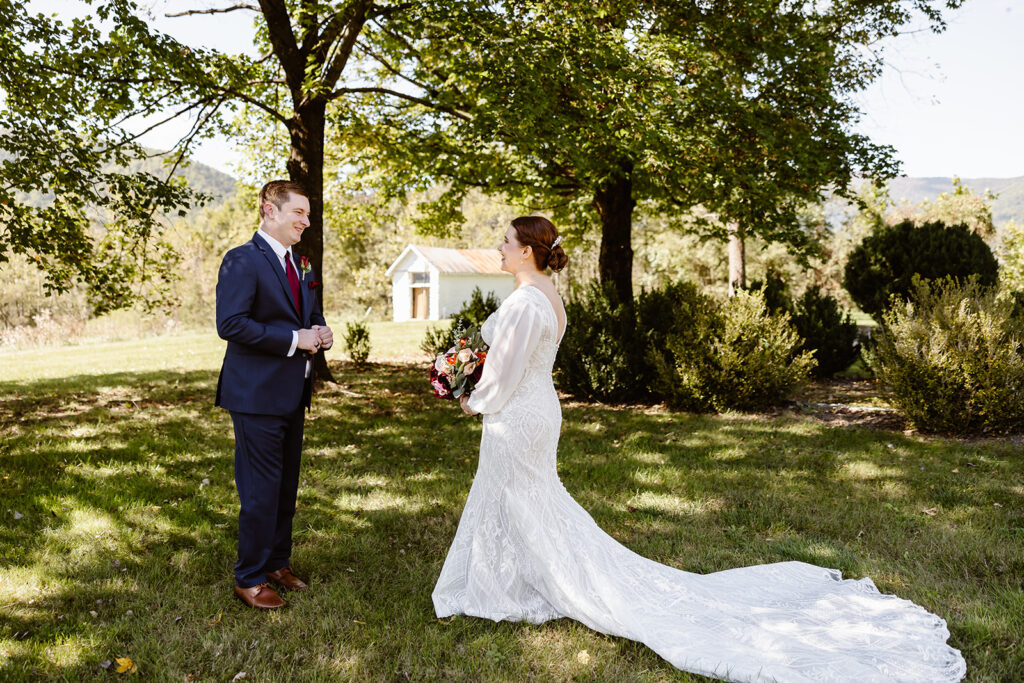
[215,232,326,587]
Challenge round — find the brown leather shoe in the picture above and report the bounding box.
[234,583,286,609]
[266,566,308,591]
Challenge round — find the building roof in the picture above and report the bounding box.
[386,245,506,276]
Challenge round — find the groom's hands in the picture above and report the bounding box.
[296,326,332,354]
[312,325,333,350]
[296,328,323,353]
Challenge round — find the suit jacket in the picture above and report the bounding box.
[215,232,327,415]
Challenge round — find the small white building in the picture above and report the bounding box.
[386,245,515,322]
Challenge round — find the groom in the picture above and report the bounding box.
[215,180,333,609]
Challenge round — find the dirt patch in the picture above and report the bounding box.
[793,379,908,432]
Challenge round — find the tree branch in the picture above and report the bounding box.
[165,4,259,17]
[354,39,435,97]
[257,0,304,94]
[320,0,371,94]
[330,87,472,122]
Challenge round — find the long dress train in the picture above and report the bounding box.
[432,285,966,682]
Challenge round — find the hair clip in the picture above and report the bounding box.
[551,235,562,248]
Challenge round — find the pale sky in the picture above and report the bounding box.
[29,0,1024,179]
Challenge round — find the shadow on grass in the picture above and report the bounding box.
[1,363,1022,680]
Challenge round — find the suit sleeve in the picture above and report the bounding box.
[466,295,543,416]
[309,268,327,328]
[215,248,293,355]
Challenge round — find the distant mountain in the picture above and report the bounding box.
[886,176,1024,226]
[125,152,237,206]
[14,152,237,211]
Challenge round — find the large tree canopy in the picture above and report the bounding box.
[338,0,962,301]
[0,0,213,312]
[2,0,965,319]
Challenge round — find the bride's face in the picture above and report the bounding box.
[499,225,530,274]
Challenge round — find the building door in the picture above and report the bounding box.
[412,287,429,319]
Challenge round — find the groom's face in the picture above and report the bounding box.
[262,192,311,247]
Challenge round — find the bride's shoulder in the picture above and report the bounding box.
[505,285,547,310]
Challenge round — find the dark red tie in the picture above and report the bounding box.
[285,252,301,315]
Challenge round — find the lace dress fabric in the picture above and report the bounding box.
[432,286,966,682]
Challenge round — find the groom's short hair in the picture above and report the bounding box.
[258,180,309,218]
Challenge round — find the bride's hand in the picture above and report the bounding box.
[460,394,477,416]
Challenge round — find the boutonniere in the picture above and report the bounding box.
[298,255,312,281]
[308,280,321,290]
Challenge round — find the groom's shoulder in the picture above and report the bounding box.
[222,235,261,262]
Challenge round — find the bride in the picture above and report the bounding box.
[432,216,966,682]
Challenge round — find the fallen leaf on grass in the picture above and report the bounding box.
[231,673,247,681]
[922,507,938,516]
[352,619,366,624]
[576,650,591,664]
[115,657,137,674]
[209,612,222,626]
[951,468,959,474]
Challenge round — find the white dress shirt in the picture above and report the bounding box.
[256,229,311,377]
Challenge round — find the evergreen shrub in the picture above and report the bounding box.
[556,281,813,411]
[660,289,815,411]
[791,287,861,377]
[844,220,999,318]
[642,283,723,411]
[866,278,1024,435]
[555,282,641,402]
[343,321,371,363]
[420,287,501,356]
[748,274,860,377]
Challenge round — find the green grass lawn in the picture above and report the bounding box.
[1,333,1022,680]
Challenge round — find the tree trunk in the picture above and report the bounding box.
[593,163,635,303]
[727,222,746,297]
[287,98,334,382]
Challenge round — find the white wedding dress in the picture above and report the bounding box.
[432,285,966,682]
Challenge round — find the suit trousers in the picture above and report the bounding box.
[230,407,305,588]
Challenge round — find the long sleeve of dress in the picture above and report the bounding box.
[467,293,544,416]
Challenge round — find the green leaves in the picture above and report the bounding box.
[0,0,212,313]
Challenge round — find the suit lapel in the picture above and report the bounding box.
[252,233,301,323]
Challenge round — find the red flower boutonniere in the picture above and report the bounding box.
[308,280,321,290]
[298,255,312,280]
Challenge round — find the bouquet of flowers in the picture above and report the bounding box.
[430,327,488,400]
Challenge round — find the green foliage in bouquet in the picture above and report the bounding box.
[866,277,1024,435]
[344,321,371,364]
[555,282,644,402]
[844,220,999,318]
[420,287,501,356]
[658,289,816,412]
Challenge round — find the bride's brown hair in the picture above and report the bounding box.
[511,216,568,273]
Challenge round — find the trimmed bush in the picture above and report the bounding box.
[748,274,860,377]
[642,283,723,411]
[866,278,1024,435]
[661,289,815,411]
[343,321,371,363]
[844,220,998,318]
[555,282,641,402]
[791,287,860,377]
[420,287,501,356]
[558,282,814,410]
